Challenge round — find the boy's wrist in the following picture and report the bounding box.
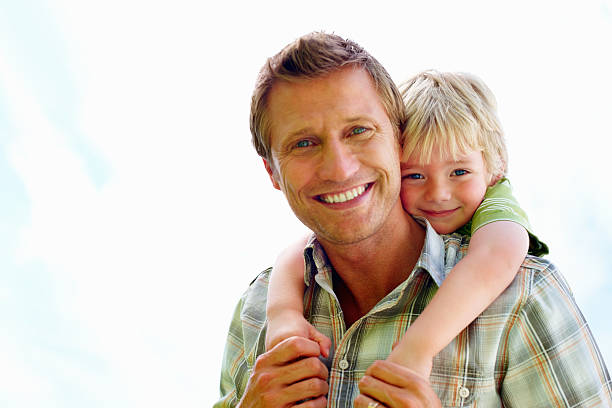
[267,307,305,322]
[395,330,438,359]
[387,338,434,379]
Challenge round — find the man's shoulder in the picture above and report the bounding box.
[226,268,271,368]
[517,254,569,290]
[240,267,272,323]
[217,269,271,404]
[443,233,574,307]
[518,254,576,302]
[485,254,578,324]
[444,232,559,278]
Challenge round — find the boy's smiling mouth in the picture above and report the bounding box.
[420,208,459,217]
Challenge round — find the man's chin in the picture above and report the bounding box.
[310,219,387,247]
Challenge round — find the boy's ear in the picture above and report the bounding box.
[489,173,503,187]
[262,158,281,190]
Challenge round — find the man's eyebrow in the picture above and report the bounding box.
[286,128,313,139]
[282,116,379,141]
[345,115,377,124]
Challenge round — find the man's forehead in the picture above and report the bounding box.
[266,67,389,135]
[268,67,377,103]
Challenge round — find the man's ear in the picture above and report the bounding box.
[262,158,281,190]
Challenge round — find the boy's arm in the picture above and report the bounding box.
[266,235,331,357]
[387,221,528,378]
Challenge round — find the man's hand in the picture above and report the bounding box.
[355,360,441,408]
[237,336,329,408]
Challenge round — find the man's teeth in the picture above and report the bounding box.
[320,185,367,204]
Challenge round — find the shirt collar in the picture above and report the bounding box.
[412,216,446,287]
[302,216,447,289]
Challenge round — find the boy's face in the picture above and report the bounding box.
[400,149,495,234]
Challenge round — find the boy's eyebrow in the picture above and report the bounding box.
[400,162,418,170]
[400,158,473,170]
[453,159,473,166]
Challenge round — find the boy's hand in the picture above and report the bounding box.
[266,310,331,358]
[385,340,433,379]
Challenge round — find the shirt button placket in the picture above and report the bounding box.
[338,359,349,370]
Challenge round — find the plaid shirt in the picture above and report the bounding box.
[216,220,612,407]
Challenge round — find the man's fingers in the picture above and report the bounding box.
[263,336,324,366]
[354,393,385,408]
[245,347,329,408]
[358,373,390,407]
[277,355,329,385]
[359,360,441,408]
[295,395,328,408]
[287,377,329,404]
[359,374,426,408]
[365,360,429,389]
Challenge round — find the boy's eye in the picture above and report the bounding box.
[453,169,468,176]
[403,173,424,180]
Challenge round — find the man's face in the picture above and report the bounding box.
[264,67,402,245]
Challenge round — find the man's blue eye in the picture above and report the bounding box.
[352,127,367,135]
[453,169,467,176]
[295,140,311,148]
[404,173,424,180]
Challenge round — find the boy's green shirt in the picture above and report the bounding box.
[456,177,549,256]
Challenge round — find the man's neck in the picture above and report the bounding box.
[317,204,426,327]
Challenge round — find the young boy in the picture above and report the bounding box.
[265,70,548,378]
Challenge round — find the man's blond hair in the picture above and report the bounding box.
[400,70,507,176]
[250,32,406,161]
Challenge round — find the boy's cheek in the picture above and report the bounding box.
[399,183,414,214]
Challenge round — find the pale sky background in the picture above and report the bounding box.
[1,0,611,406]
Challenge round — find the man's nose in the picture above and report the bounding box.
[317,139,359,182]
[424,179,451,202]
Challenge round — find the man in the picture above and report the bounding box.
[215,32,612,407]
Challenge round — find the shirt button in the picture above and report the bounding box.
[459,386,470,399]
[338,359,349,370]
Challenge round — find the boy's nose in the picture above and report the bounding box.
[317,140,359,182]
[425,180,451,202]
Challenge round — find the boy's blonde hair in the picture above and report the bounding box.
[400,70,507,177]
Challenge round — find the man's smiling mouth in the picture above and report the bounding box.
[318,183,370,204]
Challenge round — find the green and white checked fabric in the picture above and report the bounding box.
[215,221,611,407]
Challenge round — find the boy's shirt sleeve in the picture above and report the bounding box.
[463,177,549,256]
